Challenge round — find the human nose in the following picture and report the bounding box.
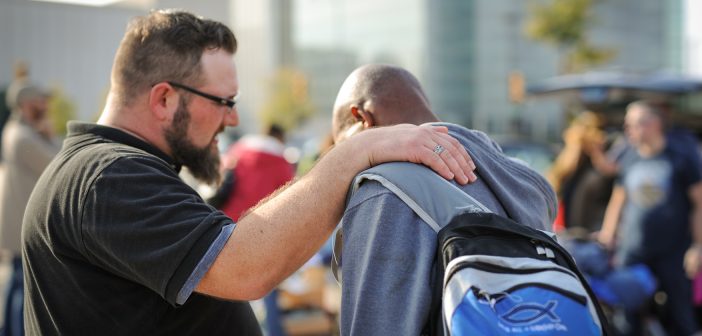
[224,107,239,127]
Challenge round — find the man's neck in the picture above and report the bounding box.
[97,101,172,157]
[405,110,440,125]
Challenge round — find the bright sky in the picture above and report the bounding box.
[686,0,702,75]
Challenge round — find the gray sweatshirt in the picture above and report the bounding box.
[338,123,557,336]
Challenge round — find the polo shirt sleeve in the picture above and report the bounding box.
[340,180,437,335]
[80,155,233,306]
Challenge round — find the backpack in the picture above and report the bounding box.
[348,163,609,335]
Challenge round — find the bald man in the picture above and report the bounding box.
[331,64,558,335]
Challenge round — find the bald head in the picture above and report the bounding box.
[332,64,438,143]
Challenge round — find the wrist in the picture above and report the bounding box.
[312,137,369,184]
[335,130,375,170]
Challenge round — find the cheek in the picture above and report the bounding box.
[189,111,220,136]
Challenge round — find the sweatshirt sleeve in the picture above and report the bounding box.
[340,180,437,336]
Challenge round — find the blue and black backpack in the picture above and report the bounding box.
[350,163,609,335]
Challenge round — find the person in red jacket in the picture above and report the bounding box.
[217,124,294,335]
[220,124,295,221]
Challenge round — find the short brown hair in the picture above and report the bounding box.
[111,9,237,107]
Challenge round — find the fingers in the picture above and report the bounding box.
[417,145,455,182]
[429,131,476,184]
[401,125,475,185]
[423,125,475,172]
[430,140,463,183]
[358,124,477,184]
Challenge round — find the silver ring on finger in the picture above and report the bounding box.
[433,144,445,155]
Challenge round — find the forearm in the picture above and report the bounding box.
[198,124,475,300]
[599,186,625,244]
[600,204,621,236]
[239,142,367,290]
[589,147,618,176]
[200,140,364,299]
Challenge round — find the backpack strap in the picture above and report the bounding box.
[352,162,493,229]
[349,162,492,336]
[331,162,489,283]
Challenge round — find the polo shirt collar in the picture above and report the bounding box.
[66,121,181,172]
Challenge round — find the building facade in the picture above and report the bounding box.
[273,0,684,141]
[0,0,690,141]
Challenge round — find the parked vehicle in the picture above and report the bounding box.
[527,71,702,137]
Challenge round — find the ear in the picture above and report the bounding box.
[149,83,179,121]
[351,105,375,129]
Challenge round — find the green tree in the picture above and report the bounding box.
[259,68,315,132]
[526,0,615,73]
[48,86,77,137]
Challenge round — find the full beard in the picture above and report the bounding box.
[165,98,222,185]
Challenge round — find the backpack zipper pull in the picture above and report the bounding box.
[545,247,555,259]
[478,290,499,310]
[535,244,555,259]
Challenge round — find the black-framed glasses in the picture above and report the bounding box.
[167,81,238,109]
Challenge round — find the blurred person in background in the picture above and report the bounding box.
[598,100,702,336]
[210,123,294,336]
[295,133,334,177]
[216,123,294,222]
[0,84,59,336]
[20,9,475,335]
[0,62,30,161]
[547,111,618,233]
[4,62,30,113]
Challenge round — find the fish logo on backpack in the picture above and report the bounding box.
[349,163,609,335]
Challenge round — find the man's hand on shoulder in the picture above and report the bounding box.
[343,124,477,184]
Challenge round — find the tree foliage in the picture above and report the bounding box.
[526,0,615,72]
[48,86,76,137]
[259,68,315,132]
